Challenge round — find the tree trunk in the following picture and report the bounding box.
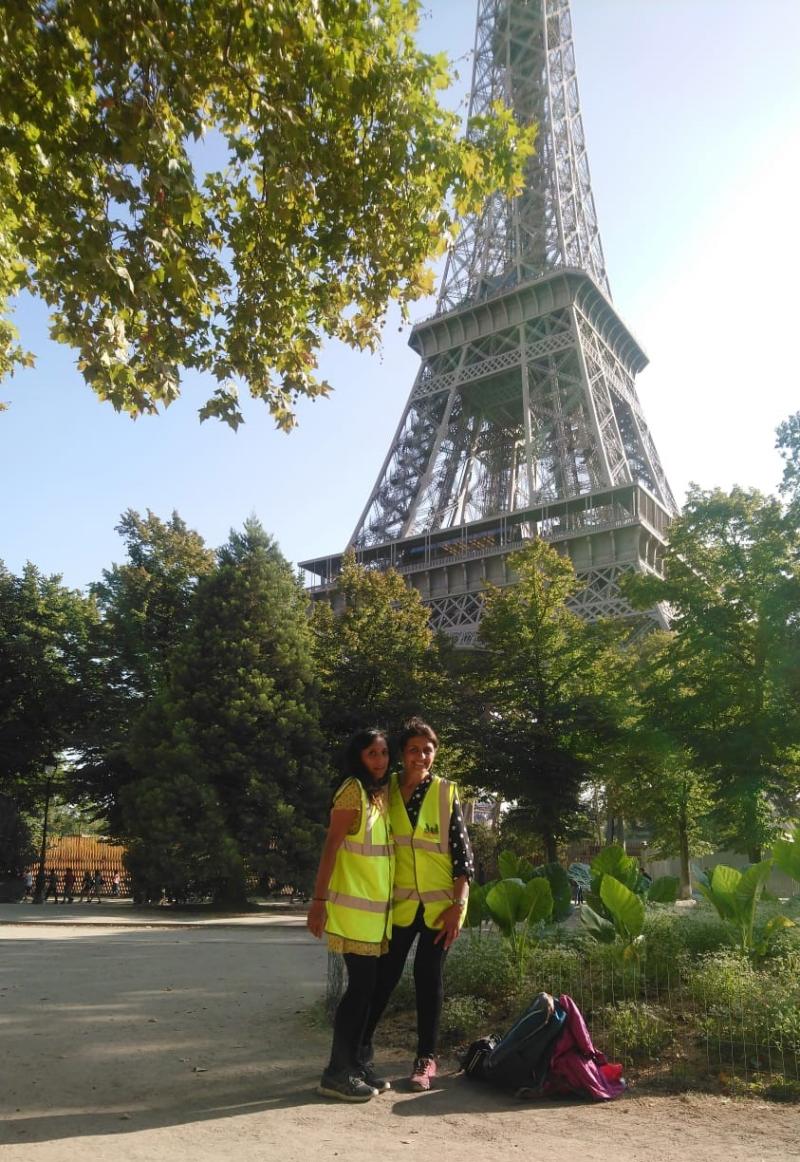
[678,809,692,900]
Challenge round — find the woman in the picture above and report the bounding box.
[307,728,393,1102]
[359,717,473,1092]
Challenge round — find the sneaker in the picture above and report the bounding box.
[317,1071,378,1102]
[409,1056,437,1092]
[359,1063,391,1093]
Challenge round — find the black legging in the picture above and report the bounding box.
[327,952,379,1075]
[360,904,449,1061]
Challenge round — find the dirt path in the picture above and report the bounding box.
[0,916,797,1162]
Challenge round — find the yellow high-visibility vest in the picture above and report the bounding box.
[326,778,393,943]
[389,773,460,930]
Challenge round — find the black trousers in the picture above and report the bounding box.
[327,952,379,1075]
[360,904,449,1061]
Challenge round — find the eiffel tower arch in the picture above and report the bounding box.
[301,0,676,646]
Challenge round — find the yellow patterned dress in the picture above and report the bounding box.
[327,778,390,957]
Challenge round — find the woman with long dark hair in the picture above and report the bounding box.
[307,727,393,1102]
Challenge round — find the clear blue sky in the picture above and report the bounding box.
[2,0,799,591]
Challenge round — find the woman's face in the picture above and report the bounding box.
[361,736,390,783]
[402,734,437,778]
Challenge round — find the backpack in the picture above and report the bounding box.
[461,992,566,1093]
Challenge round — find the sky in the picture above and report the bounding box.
[2,0,800,592]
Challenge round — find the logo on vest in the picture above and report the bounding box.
[423,822,439,836]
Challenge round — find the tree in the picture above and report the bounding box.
[625,486,800,858]
[0,793,35,879]
[123,519,329,904]
[467,540,624,862]
[0,1,533,428]
[311,550,447,751]
[605,632,716,899]
[0,561,97,808]
[0,562,97,890]
[91,509,215,699]
[777,411,800,512]
[73,509,215,829]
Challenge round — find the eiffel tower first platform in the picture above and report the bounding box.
[301,0,677,647]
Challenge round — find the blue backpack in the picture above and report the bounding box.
[461,992,566,1093]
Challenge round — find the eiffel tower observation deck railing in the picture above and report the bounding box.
[300,0,676,641]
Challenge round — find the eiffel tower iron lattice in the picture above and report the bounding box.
[301,0,677,646]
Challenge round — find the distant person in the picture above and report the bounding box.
[63,868,76,904]
[44,869,59,903]
[112,871,121,897]
[22,870,34,901]
[92,869,104,902]
[80,870,93,902]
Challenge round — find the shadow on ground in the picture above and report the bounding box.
[0,924,329,1145]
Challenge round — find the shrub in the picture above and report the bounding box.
[641,909,690,982]
[595,1002,673,1062]
[524,944,585,1001]
[439,995,491,1042]
[676,906,734,959]
[688,951,800,1065]
[446,933,518,1003]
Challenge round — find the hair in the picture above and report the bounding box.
[397,716,439,752]
[339,726,391,803]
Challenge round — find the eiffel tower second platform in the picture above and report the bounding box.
[301,268,674,647]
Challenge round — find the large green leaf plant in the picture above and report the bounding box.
[579,844,679,961]
[694,861,796,960]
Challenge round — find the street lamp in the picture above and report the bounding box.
[32,761,56,905]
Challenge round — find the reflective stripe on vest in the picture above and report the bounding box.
[392,886,451,903]
[341,839,392,857]
[325,779,393,942]
[328,890,390,914]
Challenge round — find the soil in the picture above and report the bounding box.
[0,910,797,1161]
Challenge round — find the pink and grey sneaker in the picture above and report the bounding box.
[409,1056,437,1092]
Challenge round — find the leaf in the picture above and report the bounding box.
[498,850,523,881]
[523,877,553,925]
[754,914,796,959]
[647,875,679,904]
[772,832,800,884]
[622,934,646,962]
[736,860,772,905]
[531,862,572,920]
[599,874,645,942]
[464,883,486,930]
[590,845,639,891]
[567,862,591,891]
[485,879,526,936]
[579,903,616,944]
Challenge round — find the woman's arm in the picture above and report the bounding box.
[306,807,358,939]
[433,790,474,949]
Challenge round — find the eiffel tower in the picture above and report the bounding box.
[301,0,676,646]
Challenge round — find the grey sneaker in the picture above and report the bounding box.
[318,1071,378,1102]
[359,1063,391,1092]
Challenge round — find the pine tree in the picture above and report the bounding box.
[124,519,329,905]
